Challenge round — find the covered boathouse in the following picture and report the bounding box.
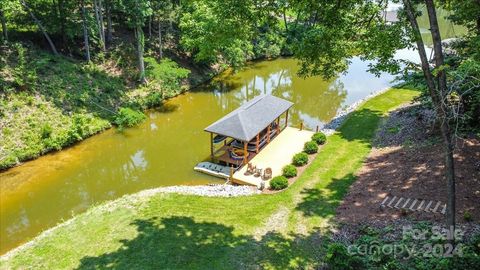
[194,94,314,187]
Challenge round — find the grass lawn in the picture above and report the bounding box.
[0,88,419,269]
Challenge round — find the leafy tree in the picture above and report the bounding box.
[179,0,255,67]
[289,0,474,242]
[119,0,152,83]
[0,0,8,43]
[440,0,480,34]
[19,0,59,55]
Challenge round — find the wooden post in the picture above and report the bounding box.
[229,165,234,180]
[210,133,214,161]
[300,122,303,131]
[256,134,260,153]
[243,141,248,165]
[276,118,280,134]
[285,109,289,129]
[267,125,271,143]
[316,125,319,132]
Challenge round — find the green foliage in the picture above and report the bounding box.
[40,123,52,139]
[143,91,163,108]
[253,24,285,59]
[312,132,327,145]
[114,107,146,129]
[282,164,297,178]
[179,0,254,67]
[119,0,153,28]
[304,141,318,154]
[464,210,473,222]
[269,176,288,190]
[325,243,364,270]
[292,152,308,167]
[11,43,37,90]
[145,57,190,96]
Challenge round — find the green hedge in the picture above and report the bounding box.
[282,164,297,178]
[292,152,308,166]
[304,140,318,154]
[312,132,327,145]
[269,176,288,190]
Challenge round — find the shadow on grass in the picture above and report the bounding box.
[336,108,383,144]
[295,173,357,218]
[76,216,329,269]
[293,108,384,219]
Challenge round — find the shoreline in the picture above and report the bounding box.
[0,86,399,259]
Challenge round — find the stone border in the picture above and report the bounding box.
[321,87,391,135]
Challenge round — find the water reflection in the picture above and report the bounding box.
[0,55,431,254]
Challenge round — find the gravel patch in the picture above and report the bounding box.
[138,184,260,198]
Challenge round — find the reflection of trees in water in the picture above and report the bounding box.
[205,59,347,128]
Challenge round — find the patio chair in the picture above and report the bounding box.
[244,163,255,176]
[263,167,272,180]
[254,168,262,178]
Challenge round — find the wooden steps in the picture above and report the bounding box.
[380,196,446,215]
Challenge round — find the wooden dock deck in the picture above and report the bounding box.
[232,127,314,187]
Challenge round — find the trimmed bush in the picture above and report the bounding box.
[269,176,288,190]
[114,107,146,129]
[304,140,318,154]
[312,132,327,145]
[282,164,297,178]
[292,152,308,167]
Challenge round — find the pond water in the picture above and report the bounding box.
[0,11,464,254]
[0,57,395,254]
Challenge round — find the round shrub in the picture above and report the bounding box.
[304,140,318,154]
[114,107,146,129]
[282,164,297,178]
[269,176,288,190]
[312,132,327,145]
[292,152,308,167]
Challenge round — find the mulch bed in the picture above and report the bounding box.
[336,104,480,225]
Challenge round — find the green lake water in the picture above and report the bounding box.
[0,10,465,254]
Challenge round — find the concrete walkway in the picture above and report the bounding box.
[232,127,314,187]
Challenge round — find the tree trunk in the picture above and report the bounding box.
[58,0,67,48]
[105,0,113,46]
[20,0,58,55]
[136,26,146,84]
[158,20,163,59]
[403,0,456,242]
[94,0,105,51]
[425,0,456,243]
[0,8,7,43]
[283,8,288,33]
[81,0,90,62]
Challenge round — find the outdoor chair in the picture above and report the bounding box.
[263,167,272,180]
[244,163,255,176]
[254,168,262,177]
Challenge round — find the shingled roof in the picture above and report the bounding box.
[205,94,293,141]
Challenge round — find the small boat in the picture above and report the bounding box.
[194,162,231,179]
[212,135,227,144]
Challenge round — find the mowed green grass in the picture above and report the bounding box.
[0,89,419,270]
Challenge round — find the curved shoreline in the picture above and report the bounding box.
[0,87,395,260]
